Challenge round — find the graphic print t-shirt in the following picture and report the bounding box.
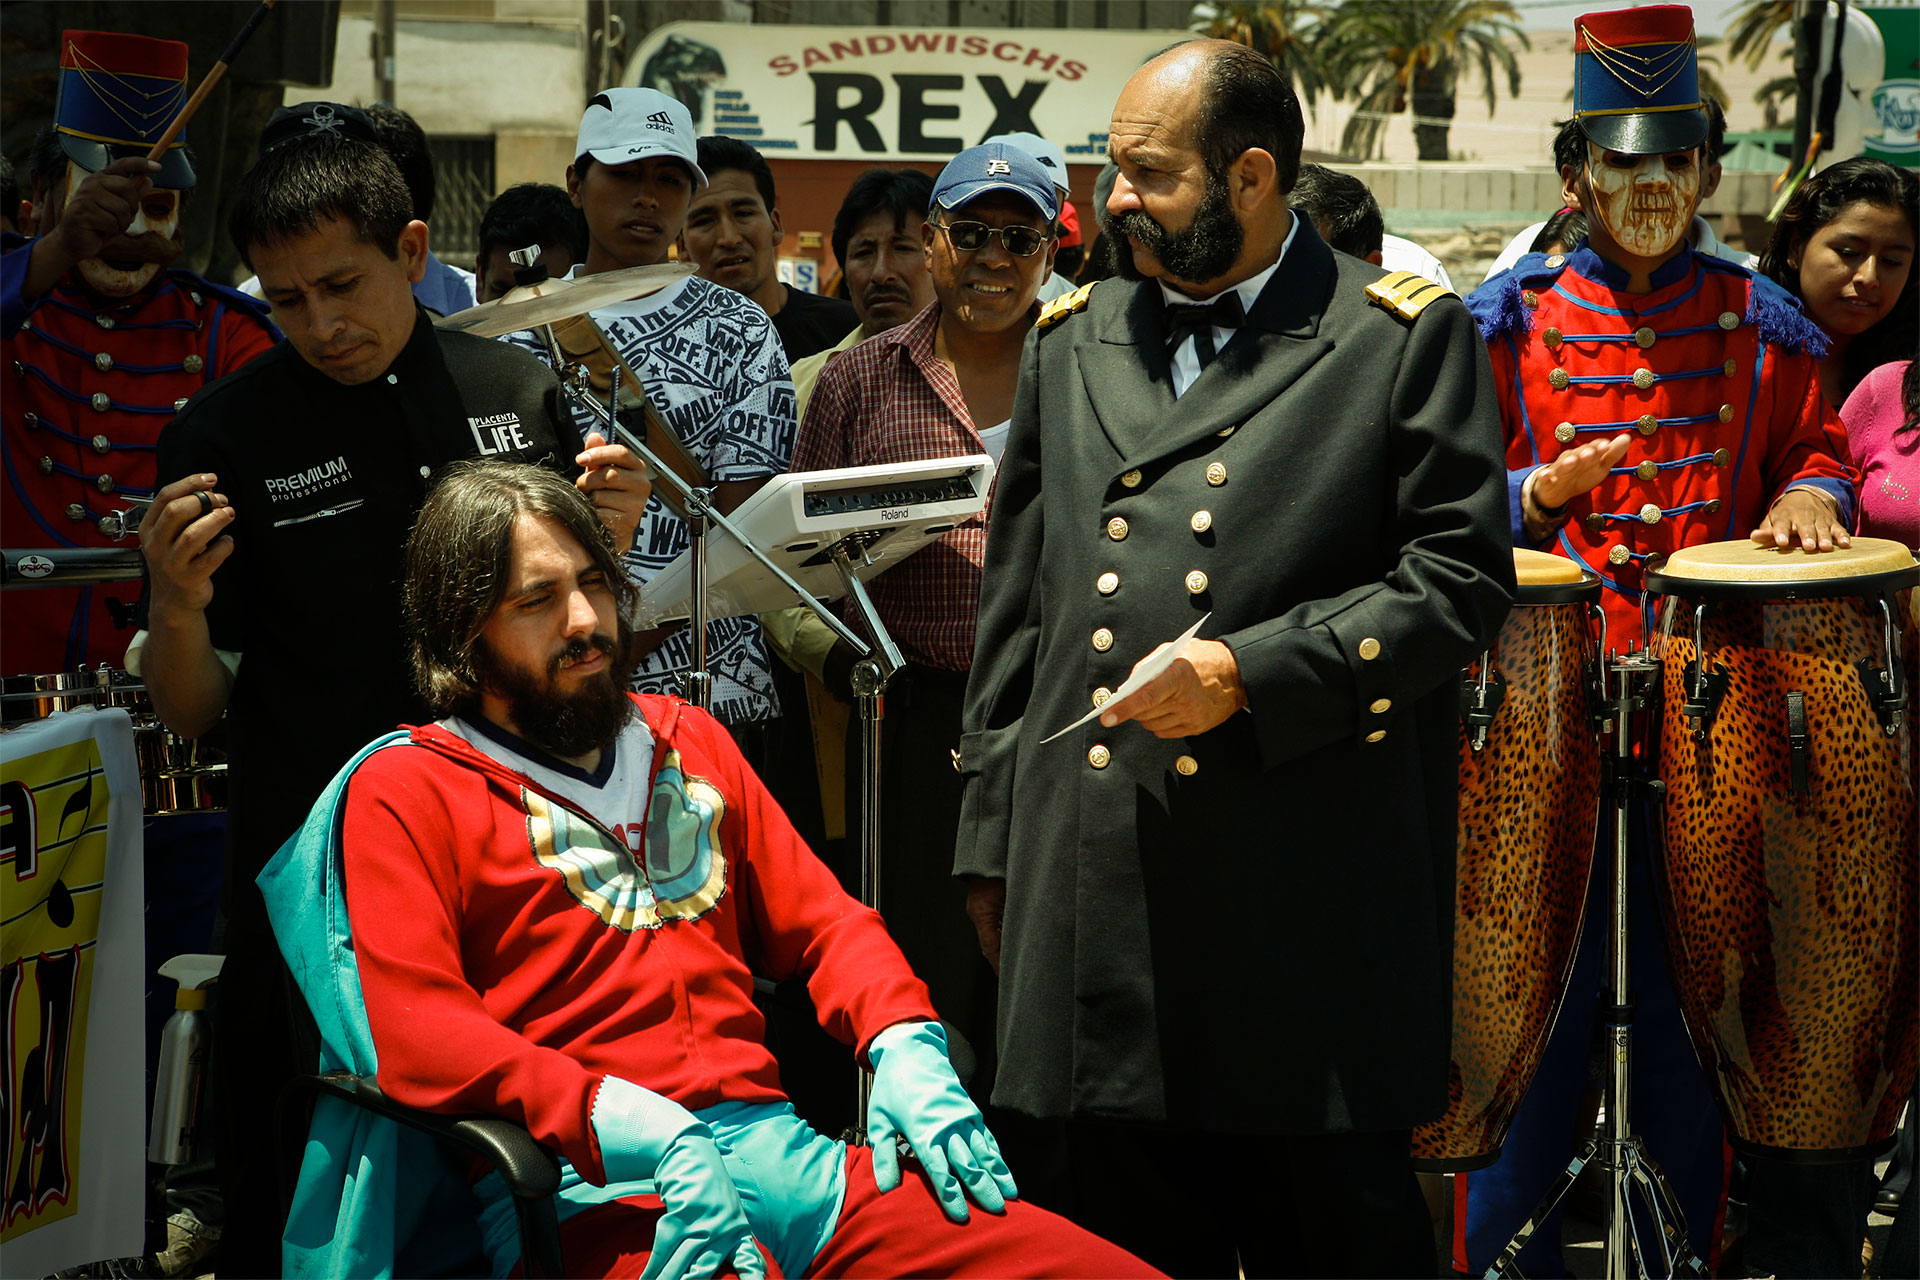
[505,272,797,724]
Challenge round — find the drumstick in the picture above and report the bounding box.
[145,0,279,163]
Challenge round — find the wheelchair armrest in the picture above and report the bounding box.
[302,1071,562,1199]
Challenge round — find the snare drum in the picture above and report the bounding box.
[1413,549,1604,1170]
[1647,537,1919,1160]
[1,667,227,815]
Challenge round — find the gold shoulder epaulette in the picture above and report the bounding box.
[1036,281,1096,331]
[1366,270,1454,323]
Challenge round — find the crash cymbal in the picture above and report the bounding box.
[435,262,695,337]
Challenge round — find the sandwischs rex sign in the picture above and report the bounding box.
[624,22,1186,162]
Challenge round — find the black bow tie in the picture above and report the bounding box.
[1164,294,1245,374]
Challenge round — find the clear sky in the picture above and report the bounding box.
[1517,0,1748,37]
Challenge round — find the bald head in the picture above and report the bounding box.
[1105,39,1301,295]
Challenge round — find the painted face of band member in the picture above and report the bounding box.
[65,161,185,297]
[1582,143,1702,261]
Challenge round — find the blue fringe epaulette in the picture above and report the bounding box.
[1464,252,1566,343]
[1697,257,1830,358]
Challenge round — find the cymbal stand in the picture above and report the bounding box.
[535,327,876,705]
[1486,643,1703,1280]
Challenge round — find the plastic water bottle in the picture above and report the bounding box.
[149,954,222,1165]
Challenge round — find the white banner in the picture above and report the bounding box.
[2,709,146,1276]
[624,21,1186,162]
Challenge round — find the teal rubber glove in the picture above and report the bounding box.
[592,1076,765,1280]
[865,1020,1018,1223]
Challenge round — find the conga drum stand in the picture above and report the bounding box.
[1487,646,1704,1280]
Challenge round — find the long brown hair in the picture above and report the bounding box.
[404,461,637,718]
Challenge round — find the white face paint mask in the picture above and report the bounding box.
[1582,142,1702,261]
[65,162,182,297]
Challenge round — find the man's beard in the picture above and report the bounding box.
[1110,169,1245,286]
[475,633,636,759]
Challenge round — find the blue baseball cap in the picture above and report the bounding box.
[930,143,1060,223]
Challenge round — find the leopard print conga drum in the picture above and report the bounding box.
[1647,537,1919,1161]
[1413,549,1603,1170]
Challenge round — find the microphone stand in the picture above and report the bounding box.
[536,320,906,1140]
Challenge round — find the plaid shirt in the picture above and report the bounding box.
[791,303,991,672]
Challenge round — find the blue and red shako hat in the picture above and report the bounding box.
[56,30,196,189]
[1573,5,1708,157]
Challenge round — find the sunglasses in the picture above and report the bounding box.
[931,217,1052,257]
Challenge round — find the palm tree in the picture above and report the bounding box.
[1726,0,1794,72]
[1191,1,1334,110]
[1318,0,1529,162]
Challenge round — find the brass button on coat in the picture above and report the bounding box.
[1718,404,1733,423]
[1637,414,1659,435]
[1723,359,1738,377]
[66,503,86,521]
[94,473,114,493]
[93,351,113,372]
[1120,469,1143,488]
[1639,503,1662,525]
[1092,687,1112,706]
[1636,460,1659,480]
[1092,627,1114,652]
[1718,311,1739,330]
[1713,448,1730,466]
[37,455,52,474]
[90,392,111,412]
[1631,368,1655,391]
[1548,368,1570,391]
[1106,516,1129,541]
[1097,572,1119,595]
[1585,512,1607,531]
[1358,637,1382,661]
[91,434,111,454]
[183,354,204,374]
[1555,423,1576,444]
[1634,326,1656,349]
[1369,698,1392,715]
[1543,327,1563,347]
[1174,755,1198,776]
[1190,510,1212,533]
[1185,570,1209,595]
[1521,290,1540,308]
[1609,545,1632,565]
[1088,744,1111,769]
[1544,254,1566,269]
[1365,729,1387,743]
[1205,462,1228,486]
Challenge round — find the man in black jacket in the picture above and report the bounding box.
[136,129,648,1276]
[955,40,1513,1278]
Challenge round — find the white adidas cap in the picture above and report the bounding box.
[574,88,708,187]
[990,131,1069,195]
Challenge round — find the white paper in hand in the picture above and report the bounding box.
[1041,612,1212,744]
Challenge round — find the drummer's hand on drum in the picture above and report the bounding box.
[575,432,650,550]
[1751,487,1850,554]
[139,473,235,616]
[1524,434,1633,541]
[1099,638,1247,739]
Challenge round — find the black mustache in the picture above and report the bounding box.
[550,634,616,674]
[92,231,181,267]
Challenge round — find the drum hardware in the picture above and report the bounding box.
[1489,644,1705,1280]
[1677,606,1728,739]
[3,546,145,587]
[1785,692,1812,798]
[1459,659,1506,753]
[1858,595,1908,734]
[96,496,152,542]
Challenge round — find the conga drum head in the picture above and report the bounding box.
[1647,536,1919,600]
[1512,547,1601,605]
[1649,538,1918,1161]
[1414,549,1602,1170]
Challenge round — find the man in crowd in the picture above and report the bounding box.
[1290,163,1387,263]
[1456,7,1854,1275]
[788,167,937,407]
[956,40,1513,1278]
[992,131,1080,303]
[259,459,1159,1280]
[137,126,647,1276]
[2,31,276,676]
[473,181,585,303]
[791,142,1058,1100]
[508,87,796,732]
[680,134,856,361]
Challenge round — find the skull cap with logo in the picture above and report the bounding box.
[573,87,709,188]
[989,130,1070,197]
[930,141,1060,223]
[55,30,196,190]
[257,101,381,154]
[1573,4,1709,157]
